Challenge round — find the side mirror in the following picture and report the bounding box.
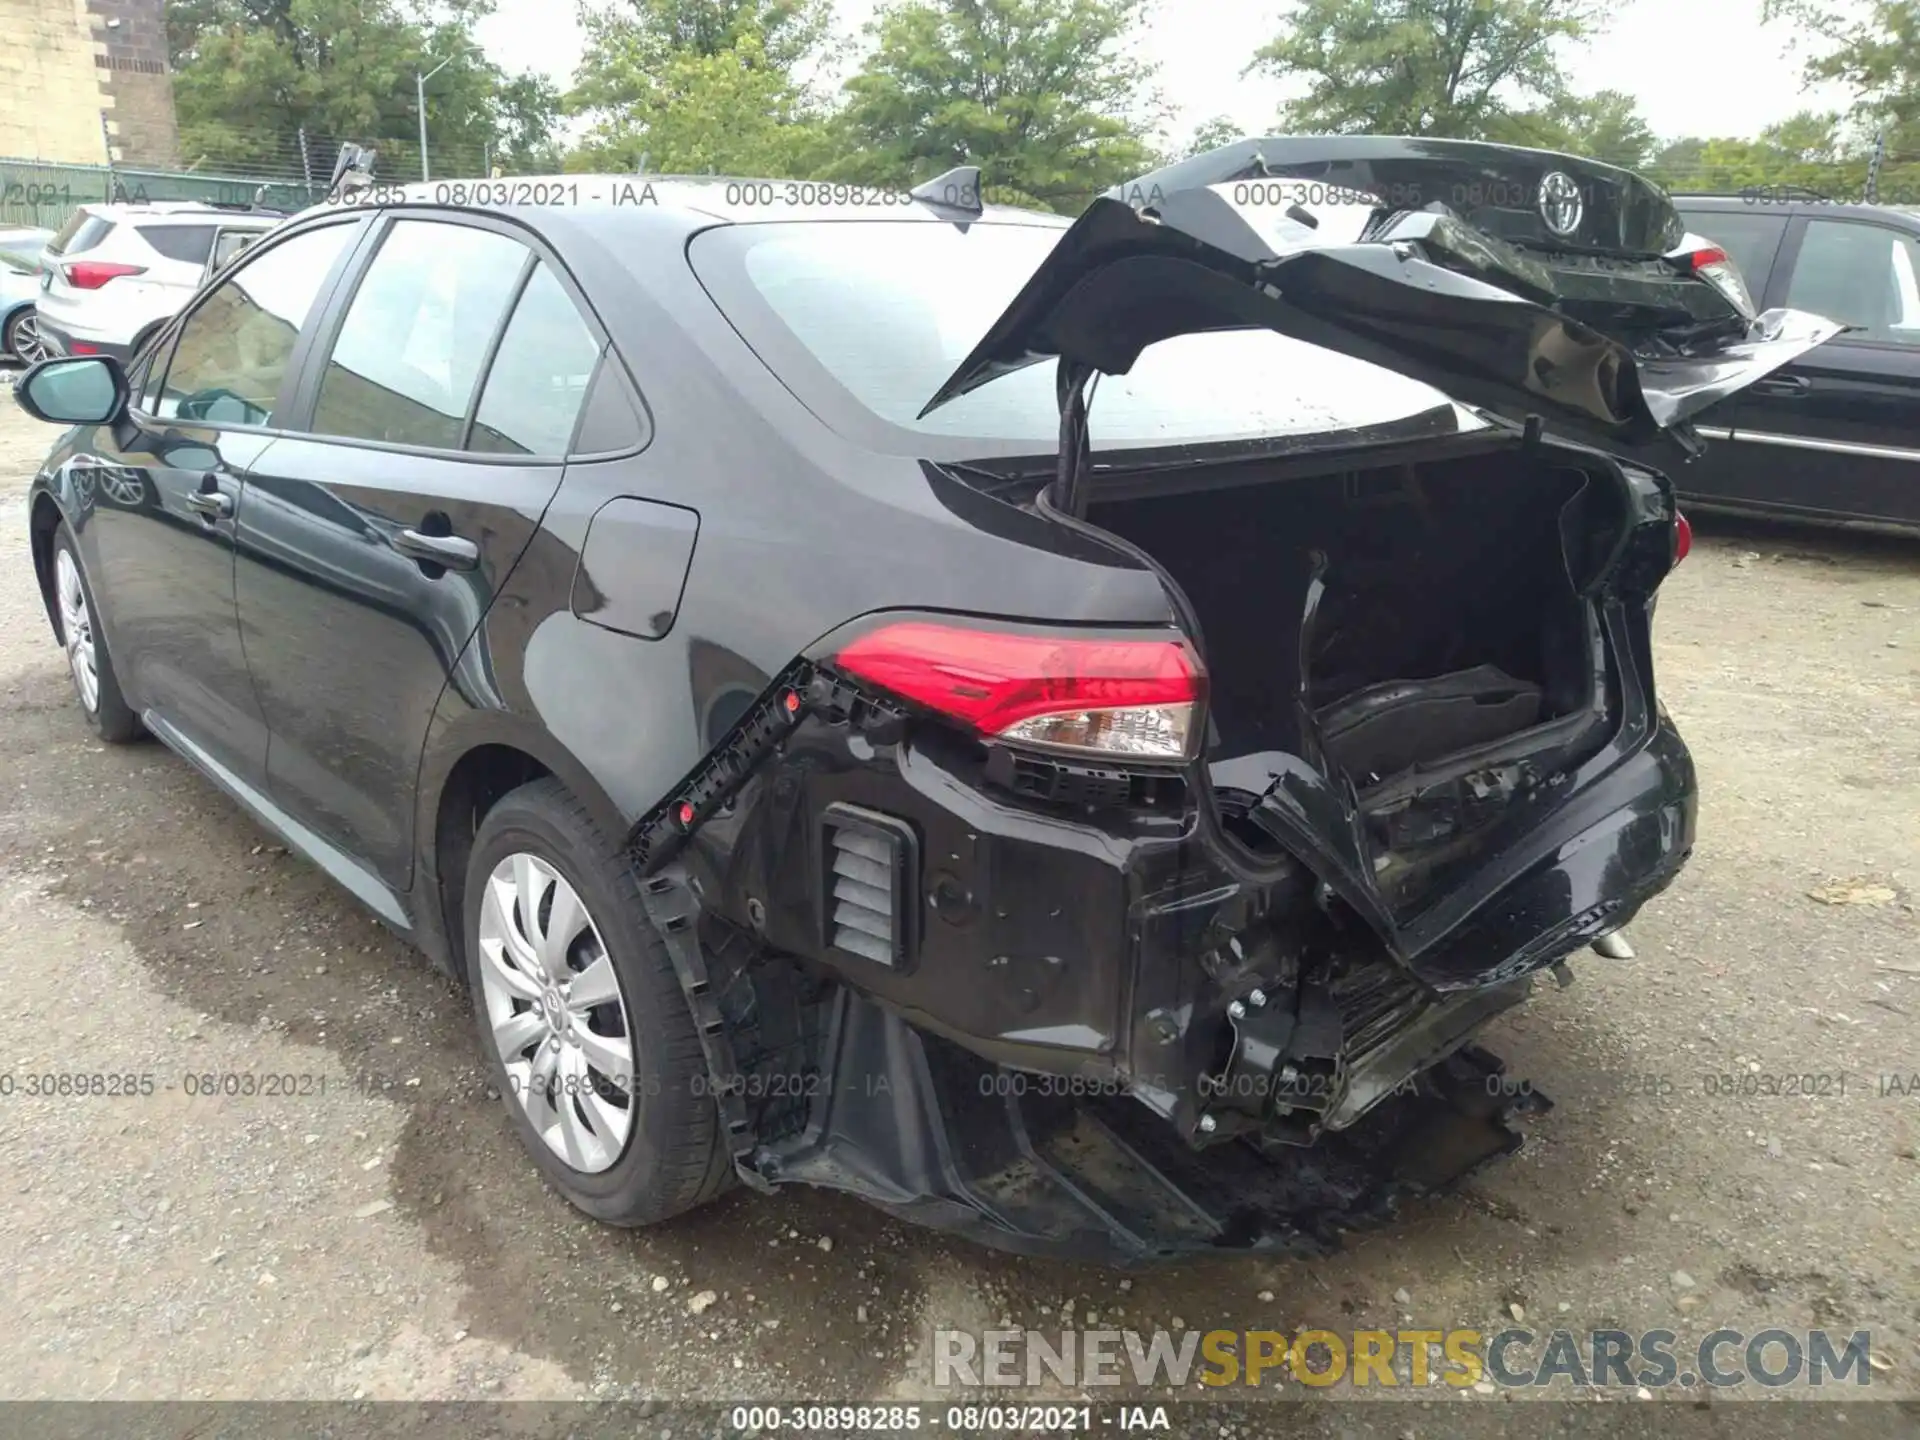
[13,355,127,426]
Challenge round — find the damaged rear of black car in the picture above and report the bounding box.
[636,139,1840,1261]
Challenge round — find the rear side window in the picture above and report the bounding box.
[468,263,601,455]
[138,224,217,265]
[1784,219,1920,343]
[150,222,357,426]
[311,219,529,449]
[47,212,114,257]
[1681,210,1788,298]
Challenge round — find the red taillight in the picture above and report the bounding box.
[1674,510,1693,565]
[67,342,100,355]
[63,261,146,290]
[1675,244,1755,318]
[833,621,1203,760]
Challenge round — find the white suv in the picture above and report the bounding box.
[34,202,282,364]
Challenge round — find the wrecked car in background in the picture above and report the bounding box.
[20,137,1839,1263]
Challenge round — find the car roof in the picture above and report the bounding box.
[1670,193,1920,228]
[76,201,282,224]
[301,173,1070,232]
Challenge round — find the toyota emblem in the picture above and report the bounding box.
[1538,171,1584,237]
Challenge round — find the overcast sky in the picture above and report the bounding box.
[475,0,1856,147]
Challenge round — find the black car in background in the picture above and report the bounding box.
[14,139,1839,1262]
[1670,193,1920,533]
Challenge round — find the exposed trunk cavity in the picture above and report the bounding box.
[1085,439,1629,915]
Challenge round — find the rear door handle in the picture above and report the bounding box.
[395,528,480,571]
[1753,374,1811,397]
[186,474,234,521]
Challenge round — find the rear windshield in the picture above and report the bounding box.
[138,224,217,265]
[47,211,114,258]
[689,220,1455,451]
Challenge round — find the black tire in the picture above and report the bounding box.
[51,527,142,743]
[463,777,733,1225]
[4,308,38,362]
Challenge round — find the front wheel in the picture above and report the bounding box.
[51,527,141,742]
[463,778,733,1225]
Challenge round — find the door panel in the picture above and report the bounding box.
[77,218,364,783]
[80,423,277,781]
[234,443,560,883]
[234,218,603,889]
[1682,217,1920,528]
[1714,338,1920,526]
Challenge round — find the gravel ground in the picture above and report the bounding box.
[0,383,1914,1422]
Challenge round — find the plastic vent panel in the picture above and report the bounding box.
[821,803,918,970]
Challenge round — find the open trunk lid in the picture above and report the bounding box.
[921,138,1841,458]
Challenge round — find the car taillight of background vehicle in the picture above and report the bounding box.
[62,261,146,290]
[1675,510,1693,565]
[1676,245,1756,320]
[832,621,1203,761]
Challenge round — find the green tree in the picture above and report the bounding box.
[570,0,832,96]
[567,32,835,174]
[1644,113,1871,195]
[1183,115,1249,159]
[828,0,1163,211]
[493,72,567,172]
[1757,0,1920,200]
[1491,89,1656,168]
[566,0,835,175]
[168,0,557,179]
[1250,0,1604,139]
[1765,0,1920,129]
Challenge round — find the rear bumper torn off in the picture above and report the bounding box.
[757,988,1548,1264]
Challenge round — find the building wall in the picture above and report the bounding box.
[0,0,177,168]
[88,0,179,169]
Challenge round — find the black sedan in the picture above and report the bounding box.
[14,139,1839,1262]
[1669,192,1920,534]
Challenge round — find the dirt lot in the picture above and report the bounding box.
[0,380,1914,1423]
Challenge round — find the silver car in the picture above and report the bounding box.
[0,227,53,364]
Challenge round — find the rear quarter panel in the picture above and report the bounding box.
[413,214,1177,843]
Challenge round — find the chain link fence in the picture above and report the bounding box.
[2,120,528,232]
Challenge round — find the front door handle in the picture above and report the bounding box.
[1753,374,1811,397]
[395,527,480,571]
[185,474,234,521]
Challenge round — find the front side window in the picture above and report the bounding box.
[1785,219,1920,343]
[468,262,601,456]
[150,221,356,426]
[311,219,529,449]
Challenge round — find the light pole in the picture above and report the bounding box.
[416,51,455,182]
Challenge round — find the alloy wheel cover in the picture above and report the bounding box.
[55,549,99,713]
[477,852,637,1174]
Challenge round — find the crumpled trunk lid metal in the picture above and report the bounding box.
[922,179,1841,457]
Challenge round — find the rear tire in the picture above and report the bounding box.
[463,777,733,1225]
[51,527,142,743]
[5,308,47,364]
